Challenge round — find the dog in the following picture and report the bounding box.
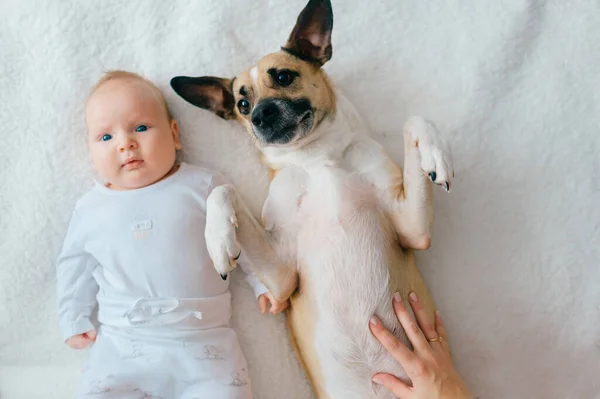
[170,0,454,397]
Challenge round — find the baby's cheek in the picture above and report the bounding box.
[92,154,114,178]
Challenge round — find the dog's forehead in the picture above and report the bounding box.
[233,51,315,92]
[255,52,307,72]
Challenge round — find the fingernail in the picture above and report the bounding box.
[393,292,401,303]
[369,316,379,325]
[372,376,383,384]
[435,310,442,320]
[409,292,418,302]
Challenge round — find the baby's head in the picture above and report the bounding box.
[85,70,181,190]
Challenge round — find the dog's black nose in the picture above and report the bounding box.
[220,273,228,281]
[252,101,280,128]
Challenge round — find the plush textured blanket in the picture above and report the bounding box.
[1,0,598,398]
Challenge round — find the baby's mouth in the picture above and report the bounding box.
[122,159,144,170]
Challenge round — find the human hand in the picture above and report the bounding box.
[258,292,290,314]
[369,292,473,399]
[65,330,97,349]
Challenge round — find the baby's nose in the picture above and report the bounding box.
[119,137,137,152]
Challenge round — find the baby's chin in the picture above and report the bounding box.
[104,171,164,191]
[99,161,179,191]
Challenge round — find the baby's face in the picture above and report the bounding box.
[85,78,181,190]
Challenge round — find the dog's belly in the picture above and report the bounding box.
[288,169,425,398]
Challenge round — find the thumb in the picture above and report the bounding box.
[372,373,412,399]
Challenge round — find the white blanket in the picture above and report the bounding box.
[1,1,598,398]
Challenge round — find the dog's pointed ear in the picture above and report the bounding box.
[283,0,333,66]
[170,76,235,120]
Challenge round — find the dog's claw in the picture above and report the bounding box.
[428,171,437,182]
[220,273,228,281]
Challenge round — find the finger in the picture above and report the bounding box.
[270,303,282,314]
[372,373,412,399]
[275,301,289,314]
[86,330,97,342]
[272,299,288,314]
[435,310,452,358]
[258,295,268,314]
[69,337,87,349]
[369,315,417,367]
[269,300,281,314]
[71,341,83,349]
[266,294,279,314]
[392,293,430,354]
[434,310,447,342]
[407,292,438,342]
[259,296,268,314]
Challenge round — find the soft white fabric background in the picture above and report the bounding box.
[0,0,598,398]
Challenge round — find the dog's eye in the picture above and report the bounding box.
[237,99,250,115]
[277,70,294,87]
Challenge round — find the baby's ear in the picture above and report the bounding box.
[170,76,235,120]
[170,120,182,150]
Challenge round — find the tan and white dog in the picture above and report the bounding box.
[171,0,454,397]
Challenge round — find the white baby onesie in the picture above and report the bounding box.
[56,162,268,399]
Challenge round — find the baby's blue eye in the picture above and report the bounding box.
[101,134,112,142]
[135,125,148,132]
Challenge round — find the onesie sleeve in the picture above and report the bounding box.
[207,170,231,192]
[56,208,99,341]
[208,171,269,298]
[237,252,270,298]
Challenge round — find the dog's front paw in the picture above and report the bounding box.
[205,185,241,280]
[404,116,454,192]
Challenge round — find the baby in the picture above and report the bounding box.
[56,70,287,398]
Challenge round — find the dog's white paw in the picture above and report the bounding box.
[404,116,454,192]
[205,185,241,280]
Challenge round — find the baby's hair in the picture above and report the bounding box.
[87,70,174,121]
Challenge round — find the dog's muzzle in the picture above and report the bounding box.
[251,97,314,145]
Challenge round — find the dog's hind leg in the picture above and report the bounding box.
[205,184,298,301]
[345,117,453,251]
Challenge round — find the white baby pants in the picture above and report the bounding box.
[77,292,253,399]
